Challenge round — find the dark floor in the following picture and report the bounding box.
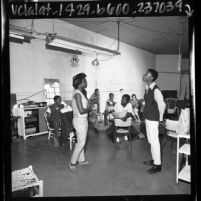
[11,125,190,197]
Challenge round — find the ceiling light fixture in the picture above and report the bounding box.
[91,53,100,67]
[9,32,24,40]
[9,30,34,44]
[71,54,79,66]
[91,58,100,67]
[46,34,120,56]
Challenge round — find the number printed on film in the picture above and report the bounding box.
[9,0,192,18]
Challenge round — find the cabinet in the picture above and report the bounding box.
[176,133,190,183]
[12,107,48,140]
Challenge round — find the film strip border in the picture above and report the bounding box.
[9,0,194,19]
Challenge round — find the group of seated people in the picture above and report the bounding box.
[104,93,146,141]
[45,92,189,148]
[45,91,151,147]
[104,93,141,124]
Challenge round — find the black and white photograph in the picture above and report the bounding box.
[2,0,196,200]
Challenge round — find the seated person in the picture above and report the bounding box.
[130,94,140,122]
[112,94,135,142]
[104,93,116,125]
[46,95,64,147]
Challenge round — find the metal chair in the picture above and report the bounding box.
[161,111,190,151]
[161,119,179,151]
[44,112,61,140]
[114,118,132,151]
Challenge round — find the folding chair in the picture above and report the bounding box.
[161,117,190,174]
[44,112,61,140]
[114,118,132,151]
[161,119,179,151]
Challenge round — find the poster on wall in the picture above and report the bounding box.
[2,0,196,201]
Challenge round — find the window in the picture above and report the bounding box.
[44,79,60,105]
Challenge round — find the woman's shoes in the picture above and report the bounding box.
[68,162,77,172]
[69,161,91,171]
[78,161,91,166]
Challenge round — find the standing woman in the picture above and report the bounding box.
[90,88,100,113]
[69,73,92,172]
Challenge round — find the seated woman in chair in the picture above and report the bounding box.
[90,88,100,112]
[46,95,64,147]
[104,93,116,125]
[89,88,100,123]
[130,94,141,122]
[112,94,135,142]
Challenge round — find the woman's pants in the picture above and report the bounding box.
[70,118,88,164]
[145,119,161,165]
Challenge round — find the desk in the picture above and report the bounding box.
[12,107,48,140]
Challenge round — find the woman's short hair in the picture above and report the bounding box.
[131,94,136,99]
[109,93,114,97]
[72,73,86,89]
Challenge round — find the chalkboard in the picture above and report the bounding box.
[9,0,194,19]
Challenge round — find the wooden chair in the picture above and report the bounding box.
[114,118,132,151]
[44,112,61,140]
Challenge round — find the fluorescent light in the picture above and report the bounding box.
[46,44,82,55]
[47,36,120,56]
[9,32,24,40]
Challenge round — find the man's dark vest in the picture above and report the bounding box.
[49,103,64,122]
[144,85,160,121]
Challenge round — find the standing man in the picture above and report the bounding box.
[143,69,166,174]
[69,73,92,172]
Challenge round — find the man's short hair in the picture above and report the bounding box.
[72,73,86,89]
[122,94,130,102]
[54,95,61,102]
[148,68,158,81]
[109,93,114,97]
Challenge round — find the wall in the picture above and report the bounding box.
[155,55,181,95]
[10,19,156,112]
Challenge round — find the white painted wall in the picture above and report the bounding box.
[155,55,181,95]
[10,19,156,112]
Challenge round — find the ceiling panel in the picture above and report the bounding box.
[63,16,189,56]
